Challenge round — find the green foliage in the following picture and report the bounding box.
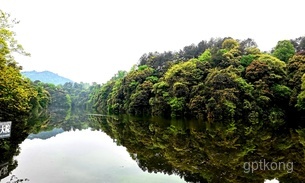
[129,81,154,115]
[153,81,169,94]
[268,107,285,126]
[92,113,305,182]
[246,54,286,85]
[90,36,305,124]
[296,74,305,110]
[111,70,127,80]
[0,11,30,70]
[164,59,197,84]
[168,97,185,117]
[198,49,211,62]
[222,38,241,59]
[222,38,239,50]
[271,84,292,98]
[0,10,50,119]
[259,54,286,72]
[129,80,139,88]
[245,47,261,55]
[173,82,189,97]
[224,100,236,118]
[234,77,254,94]
[286,54,305,107]
[145,76,158,83]
[0,66,38,115]
[138,65,148,71]
[150,81,171,116]
[66,94,72,108]
[273,40,295,62]
[240,54,256,67]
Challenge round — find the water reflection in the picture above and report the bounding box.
[2,106,305,182]
[1,109,185,183]
[0,107,93,181]
[91,115,305,183]
[28,108,100,140]
[0,113,45,182]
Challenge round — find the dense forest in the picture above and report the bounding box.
[91,36,305,126]
[34,81,97,111]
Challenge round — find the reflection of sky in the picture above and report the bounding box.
[2,129,185,183]
[265,180,278,183]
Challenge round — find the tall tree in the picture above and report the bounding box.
[272,40,295,62]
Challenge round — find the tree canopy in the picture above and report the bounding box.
[91,36,305,127]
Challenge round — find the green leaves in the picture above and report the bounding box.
[173,82,189,97]
[90,36,305,124]
[0,10,30,70]
[168,97,185,117]
[296,74,305,110]
[0,66,38,116]
[271,84,292,98]
[240,54,256,67]
[0,10,49,118]
[198,49,212,62]
[273,40,295,63]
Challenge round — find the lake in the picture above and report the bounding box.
[5,129,186,183]
[0,110,303,182]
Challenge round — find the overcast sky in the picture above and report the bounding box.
[1,0,304,84]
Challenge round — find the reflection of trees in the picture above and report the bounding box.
[50,108,98,132]
[0,107,98,180]
[29,107,101,139]
[91,115,305,183]
[4,175,29,183]
[47,108,88,132]
[0,113,49,181]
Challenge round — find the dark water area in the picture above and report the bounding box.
[1,108,305,183]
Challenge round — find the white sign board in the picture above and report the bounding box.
[0,121,11,139]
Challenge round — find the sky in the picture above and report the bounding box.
[1,0,304,84]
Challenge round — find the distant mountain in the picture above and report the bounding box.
[22,71,73,85]
[27,128,65,140]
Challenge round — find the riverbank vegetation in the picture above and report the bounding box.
[91,36,305,126]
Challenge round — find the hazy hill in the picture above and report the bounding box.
[27,128,65,140]
[22,71,73,85]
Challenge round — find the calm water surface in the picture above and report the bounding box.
[1,127,185,183]
[1,109,302,183]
